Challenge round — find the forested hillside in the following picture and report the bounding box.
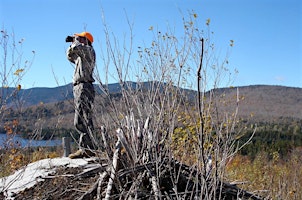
[2,83,302,158]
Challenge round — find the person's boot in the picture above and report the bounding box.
[68,149,84,159]
[68,149,96,159]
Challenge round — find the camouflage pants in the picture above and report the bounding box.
[73,82,96,150]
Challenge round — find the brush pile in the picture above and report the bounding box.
[3,126,264,200]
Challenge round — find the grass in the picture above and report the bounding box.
[226,149,302,200]
[0,146,62,177]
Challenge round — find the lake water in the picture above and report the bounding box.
[0,134,62,148]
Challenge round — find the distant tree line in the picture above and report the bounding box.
[238,119,302,159]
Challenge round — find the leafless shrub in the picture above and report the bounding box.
[0,28,35,177]
[90,11,258,199]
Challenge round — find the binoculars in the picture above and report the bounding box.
[65,36,74,43]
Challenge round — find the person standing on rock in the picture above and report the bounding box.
[65,31,98,158]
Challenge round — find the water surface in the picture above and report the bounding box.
[0,134,61,148]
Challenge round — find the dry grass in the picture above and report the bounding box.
[0,146,62,178]
[226,148,302,200]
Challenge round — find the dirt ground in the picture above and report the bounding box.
[12,166,100,200]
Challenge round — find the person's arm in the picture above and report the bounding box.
[66,41,84,63]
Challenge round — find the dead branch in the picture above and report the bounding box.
[104,138,121,200]
[97,172,109,200]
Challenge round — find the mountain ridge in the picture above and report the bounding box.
[2,83,302,123]
[4,83,302,107]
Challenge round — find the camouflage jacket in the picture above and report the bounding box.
[67,41,95,85]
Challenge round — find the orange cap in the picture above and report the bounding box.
[74,31,94,43]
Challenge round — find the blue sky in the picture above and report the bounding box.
[0,0,301,89]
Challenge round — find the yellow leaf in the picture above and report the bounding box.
[149,26,153,31]
[14,69,24,76]
[206,18,211,26]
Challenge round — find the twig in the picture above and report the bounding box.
[97,171,109,200]
[116,128,134,163]
[104,139,121,200]
[196,38,207,176]
[100,126,111,156]
[150,175,160,200]
[76,164,103,178]
[77,179,99,200]
[42,174,74,179]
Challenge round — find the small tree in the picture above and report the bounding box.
[0,28,35,175]
[0,29,35,113]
